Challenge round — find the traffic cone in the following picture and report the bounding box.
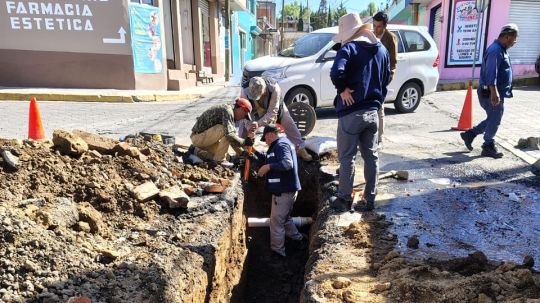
[28,97,46,140]
[452,85,473,131]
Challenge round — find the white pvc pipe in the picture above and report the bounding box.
[248,217,313,227]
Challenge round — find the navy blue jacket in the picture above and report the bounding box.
[254,136,301,194]
[479,40,513,99]
[330,40,390,118]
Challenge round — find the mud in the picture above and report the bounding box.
[302,167,540,302]
[0,134,245,303]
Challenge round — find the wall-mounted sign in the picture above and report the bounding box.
[0,1,131,54]
[128,3,163,74]
[446,0,490,67]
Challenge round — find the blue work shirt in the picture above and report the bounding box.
[479,40,513,99]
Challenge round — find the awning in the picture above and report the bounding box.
[250,26,262,36]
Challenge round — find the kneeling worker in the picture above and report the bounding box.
[189,98,252,164]
[246,124,304,257]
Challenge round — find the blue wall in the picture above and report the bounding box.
[231,9,257,83]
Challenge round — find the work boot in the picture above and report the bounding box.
[354,198,374,212]
[460,131,476,151]
[481,143,503,159]
[297,148,313,162]
[329,196,350,212]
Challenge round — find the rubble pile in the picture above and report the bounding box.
[0,130,241,303]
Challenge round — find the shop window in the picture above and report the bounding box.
[131,0,158,6]
[401,30,430,52]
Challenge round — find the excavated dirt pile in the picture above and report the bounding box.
[0,130,245,303]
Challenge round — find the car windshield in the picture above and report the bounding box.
[278,33,334,58]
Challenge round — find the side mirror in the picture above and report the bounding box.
[323,50,337,61]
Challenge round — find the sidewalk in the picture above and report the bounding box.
[437,75,539,91]
[0,81,228,103]
[424,85,540,164]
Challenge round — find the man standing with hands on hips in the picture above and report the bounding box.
[460,24,519,158]
[245,124,304,257]
[329,13,390,212]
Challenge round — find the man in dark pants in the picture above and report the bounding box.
[329,13,390,212]
[247,124,304,257]
[373,11,398,149]
[460,24,519,158]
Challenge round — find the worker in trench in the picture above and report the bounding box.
[187,98,254,166]
[239,76,313,162]
[245,124,306,257]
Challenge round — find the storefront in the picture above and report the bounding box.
[417,0,540,81]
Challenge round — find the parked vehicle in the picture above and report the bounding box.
[242,25,440,113]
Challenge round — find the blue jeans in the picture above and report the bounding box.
[337,109,379,204]
[471,91,504,146]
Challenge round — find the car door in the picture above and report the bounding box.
[399,29,432,85]
[386,30,409,101]
[318,46,338,107]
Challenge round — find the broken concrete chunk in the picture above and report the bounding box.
[52,129,89,156]
[516,137,540,150]
[114,142,146,161]
[77,202,104,234]
[132,182,159,202]
[76,221,91,233]
[73,130,118,155]
[1,150,19,170]
[35,198,79,229]
[371,282,391,293]
[113,142,131,155]
[159,186,191,209]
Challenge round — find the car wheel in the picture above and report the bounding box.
[285,87,315,107]
[395,82,422,113]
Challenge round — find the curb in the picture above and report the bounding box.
[437,76,539,91]
[0,92,204,103]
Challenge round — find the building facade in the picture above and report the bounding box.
[388,0,540,81]
[0,0,251,90]
[230,0,260,84]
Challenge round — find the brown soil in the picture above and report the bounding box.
[0,134,244,303]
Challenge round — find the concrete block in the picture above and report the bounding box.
[159,186,191,209]
[77,202,104,234]
[1,150,19,170]
[52,129,88,156]
[132,182,159,202]
[73,130,118,155]
[35,198,79,229]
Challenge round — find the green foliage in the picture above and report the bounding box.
[280,1,301,20]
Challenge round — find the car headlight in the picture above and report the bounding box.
[261,66,288,79]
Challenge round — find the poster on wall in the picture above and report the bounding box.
[446,0,490,67]
[128,3,163,73]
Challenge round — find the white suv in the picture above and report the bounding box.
[242,25,440,113]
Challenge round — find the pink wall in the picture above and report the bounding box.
[426,0,514,81]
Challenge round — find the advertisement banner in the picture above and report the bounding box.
[446,0,489,66]
[128,4,163,74]
[0,1,131,54]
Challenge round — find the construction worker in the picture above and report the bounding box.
[240,76,313,162]
[373,11,397,149]
[329,13,390,212]
[188,98,252,165]
[246,124,304,257]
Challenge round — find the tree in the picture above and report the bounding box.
[327,5,332,27]
[280,1,301,21]
[368,1,378,16]
[312,0,329,30]
[298,4,304,31]
[336,0,347,19]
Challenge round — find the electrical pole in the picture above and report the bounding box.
[225,0,231,81]
[281,0,285,50]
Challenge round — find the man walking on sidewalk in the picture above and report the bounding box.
[373,11,397,149]
[248,124,304,257]
[329,13,390,212]
[189,98,252,164]
[460,24,519,158]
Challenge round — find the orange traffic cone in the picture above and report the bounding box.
[452,85,473,131]
[28,97,46,140]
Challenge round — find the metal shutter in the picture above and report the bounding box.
[508,0,540,64]
[433,6,442,48]
[199,0,209,16]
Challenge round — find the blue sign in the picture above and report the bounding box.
[128,4,163,73]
